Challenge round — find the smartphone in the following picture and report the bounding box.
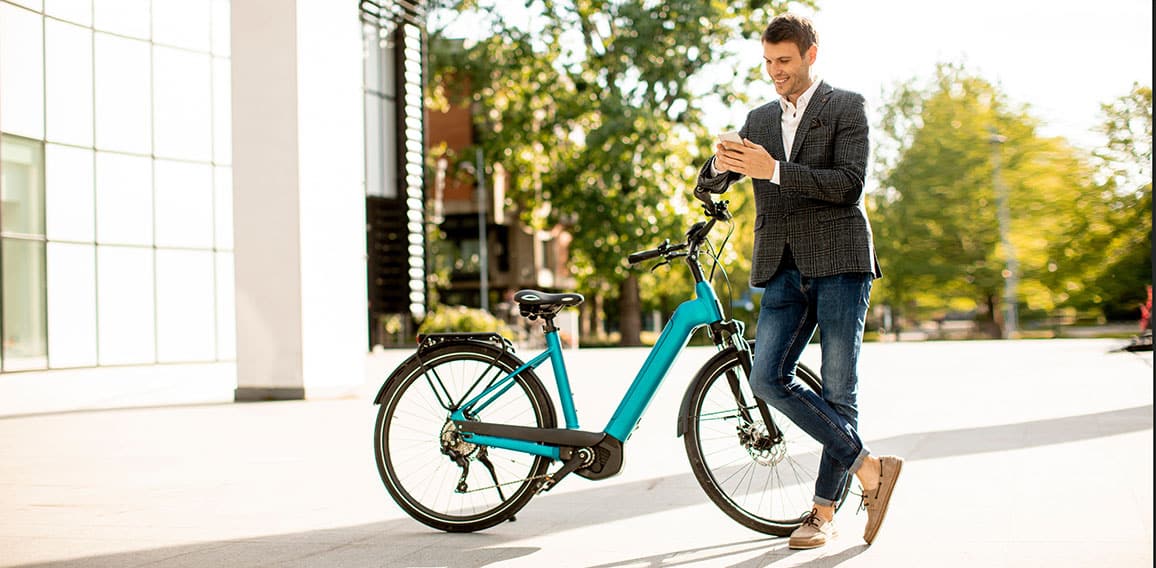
[718,131,742,144]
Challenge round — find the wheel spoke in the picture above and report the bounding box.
[685,351,835,535]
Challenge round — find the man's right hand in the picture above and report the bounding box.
[712,142,730,174]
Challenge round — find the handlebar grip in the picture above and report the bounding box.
[627,248,664,265]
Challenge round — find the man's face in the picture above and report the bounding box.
[763,41,817,103]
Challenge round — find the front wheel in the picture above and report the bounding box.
[683,348,848,536]
[374,342,556,532]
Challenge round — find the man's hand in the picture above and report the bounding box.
[714,139,777,180]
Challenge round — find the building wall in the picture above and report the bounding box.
[0,0,234,372]
[0,0,422,380]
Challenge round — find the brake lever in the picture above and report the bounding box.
[650,258,672,272]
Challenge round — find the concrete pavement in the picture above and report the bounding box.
[0,339,1151,567]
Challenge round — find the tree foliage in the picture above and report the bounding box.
[426,0,811,343]
[872,63,1100,334]
[1077,84,1153,320]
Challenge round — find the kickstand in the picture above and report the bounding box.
[475,447,508,502]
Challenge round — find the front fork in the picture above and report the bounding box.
[708,320,784,445]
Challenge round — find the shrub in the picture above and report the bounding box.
[418,305,515,340]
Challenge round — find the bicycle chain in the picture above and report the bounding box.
[458,472,551,494]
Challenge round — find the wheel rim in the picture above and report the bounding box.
[380,351,547,524]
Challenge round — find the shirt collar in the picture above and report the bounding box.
[779,78,823,113]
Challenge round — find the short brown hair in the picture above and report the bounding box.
[761,13,818,55]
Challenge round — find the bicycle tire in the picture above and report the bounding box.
[374,342,556,532]
[683,348,849,536]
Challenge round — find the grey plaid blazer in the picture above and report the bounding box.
[697,81,882,287]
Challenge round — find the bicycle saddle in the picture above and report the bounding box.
[513,290,585,308]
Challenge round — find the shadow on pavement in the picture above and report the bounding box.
[11,405,1150,568]
[0,401,238,422]
[870,404,1152,460]
[580,537,870,568]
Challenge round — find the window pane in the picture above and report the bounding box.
[363,24,380,91]
[47,242,98,368]
[7,1,43,12]
[154,159,212,248]
[211,0,230,56]
[45,0,93,26]
[153,0,210,51]
[156,248,215,362]
[1,136,45,237]
[2,239,48,371]
[215,251,234,359]
[153,46,212,161]
[94,0,150,39]
[0,5,45,139]
[364,93,383,196]
[45,19,94,146]
[214,166,232,249]
[212,57,231,165]
[45,144,95,242]
[96,245,155,364]
[95,151,152,245]
[94,33,151,154]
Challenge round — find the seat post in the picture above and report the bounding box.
[541,314,559,334]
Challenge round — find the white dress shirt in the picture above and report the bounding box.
[713,77,823,184]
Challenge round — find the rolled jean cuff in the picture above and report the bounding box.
[849,447,871,479]
[813,447,871,506]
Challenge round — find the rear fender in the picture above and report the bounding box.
[372,333,514,405]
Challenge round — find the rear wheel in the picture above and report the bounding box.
[374,342,556,532]
[683,349,849,536]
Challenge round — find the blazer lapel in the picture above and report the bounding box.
[767,104,786,161]
[788,81,834,162]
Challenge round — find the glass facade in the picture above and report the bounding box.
[0,0,234,371]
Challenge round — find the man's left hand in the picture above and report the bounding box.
[716,139,777,180]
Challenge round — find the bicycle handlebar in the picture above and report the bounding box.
[627,240,688,265]
[626,187,730,266]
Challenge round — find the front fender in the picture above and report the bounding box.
[675,346,749,437]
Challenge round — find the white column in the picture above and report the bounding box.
[231,0,367,401]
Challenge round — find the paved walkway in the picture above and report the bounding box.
[0,339,1151,567]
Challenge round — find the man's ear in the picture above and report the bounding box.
[806,44,818,65]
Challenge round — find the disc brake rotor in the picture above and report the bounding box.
[739,421,787,466]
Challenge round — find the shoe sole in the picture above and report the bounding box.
[789,529,837,550]
[789,541,826,550]
[864,457,903,545]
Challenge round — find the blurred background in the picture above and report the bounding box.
[0,0,1150,392]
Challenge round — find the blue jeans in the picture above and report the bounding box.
[750,267,873,506]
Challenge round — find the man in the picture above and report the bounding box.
[695,13,903,550]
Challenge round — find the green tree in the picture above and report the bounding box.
[870,62,1102,337]
[1080,84,1152,321]
[427,0,810,345]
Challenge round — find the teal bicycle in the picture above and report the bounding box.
[372,191,847,535]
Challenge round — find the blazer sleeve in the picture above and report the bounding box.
[777,93,869,205]
[695,115,751,194]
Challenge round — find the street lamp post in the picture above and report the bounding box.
[475,148,490,313]
[989,128,1018,338]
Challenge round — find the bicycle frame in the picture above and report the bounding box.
[450,280,725,459]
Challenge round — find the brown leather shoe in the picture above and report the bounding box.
[789,509,837,550]
[862,455,903,544]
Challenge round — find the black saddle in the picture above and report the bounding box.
[514,289,584,319]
